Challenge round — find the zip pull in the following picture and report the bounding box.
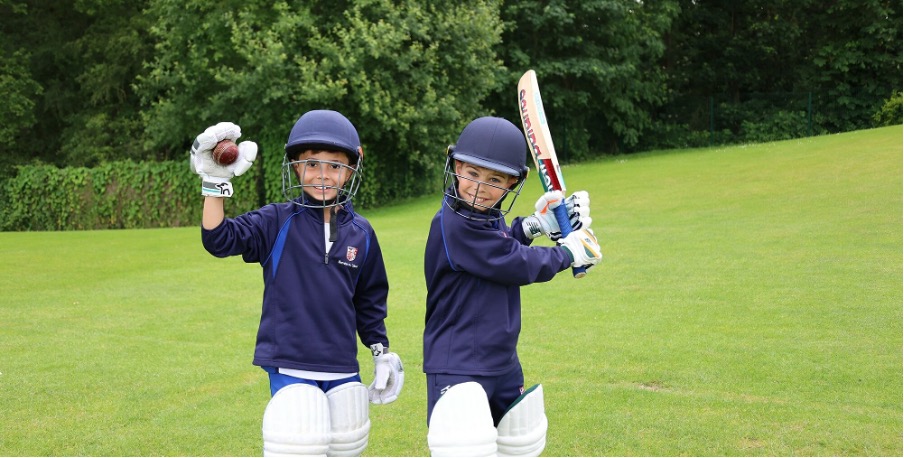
[324,206,338,265]
[329,206,338,242]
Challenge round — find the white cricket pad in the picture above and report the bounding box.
[325,382,370,457]
[427,382,498,457]
[263,383,331,456]
[496,384,547,457]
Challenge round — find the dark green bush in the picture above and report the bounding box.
[872,90,903,127]
[739,110,812,144]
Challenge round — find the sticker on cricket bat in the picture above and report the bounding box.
[518,69,587,278]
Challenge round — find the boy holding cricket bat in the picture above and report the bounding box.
[422,116,602,456]
[190,110,403,457]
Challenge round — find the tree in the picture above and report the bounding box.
[139,0,506,206]
[0,48,41,174]
[1,0,86,167]
[61,0,153,165]
[799,0,902,132]
[317,1,506,204]
[0,0,152,168]
[486,0,680,158]
[667,0,809,98]
[663,0,902,139]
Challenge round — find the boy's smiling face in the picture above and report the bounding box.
[454,160,518,212]
[294,150,352,202]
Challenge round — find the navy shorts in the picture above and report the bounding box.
[262,366,362,396]
[426,365,525,427]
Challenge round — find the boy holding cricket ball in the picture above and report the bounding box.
[422,116,602,456]
[190,110,403,457]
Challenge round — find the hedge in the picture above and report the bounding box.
[0,160,261,231]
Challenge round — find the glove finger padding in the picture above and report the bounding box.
[558,228,602,268]
[232,141,258,176]
[192,122,242,155]
[536,190,564,212]
[368,352,404,405]
[565,191,591,232]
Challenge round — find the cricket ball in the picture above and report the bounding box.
[212,140,239,166]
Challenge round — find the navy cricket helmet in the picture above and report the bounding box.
[443,117,529,220]
[282,110,363,208]
[448,116,529,178]
[285,110,361,164]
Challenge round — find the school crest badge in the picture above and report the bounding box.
[346,246,358,261]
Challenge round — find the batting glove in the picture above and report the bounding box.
[368,343,404,405]
[189,122,258,197]
[557,228,602,269]
[523,191,592,241]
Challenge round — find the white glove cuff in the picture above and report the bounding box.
[201,179,233,197]
[369,343,385,357]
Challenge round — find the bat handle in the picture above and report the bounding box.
[554,202,587,278]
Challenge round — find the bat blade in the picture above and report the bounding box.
[517,70,567,194]
[517,69,586,278]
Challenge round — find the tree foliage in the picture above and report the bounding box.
[63,0,153,164]
[486,0,680,158]
[0,49,40,168]
[800,0,902,132]
[663,0,902,138]
[139,0,505,207]
[0,0,901,228]
[0,0,151,169]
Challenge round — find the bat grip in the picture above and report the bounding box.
[554,202,587,278]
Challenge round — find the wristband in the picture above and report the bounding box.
[370,343,386,357]
[522,216,544,239]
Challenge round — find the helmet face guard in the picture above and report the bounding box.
[443,155,526,221]
[282,156,362,208]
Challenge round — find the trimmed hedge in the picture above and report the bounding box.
[0,160,260,231]
[0,141,397,232]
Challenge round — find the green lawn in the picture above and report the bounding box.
[1,126,900,456]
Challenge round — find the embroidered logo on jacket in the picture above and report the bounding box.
[339,246,360,269]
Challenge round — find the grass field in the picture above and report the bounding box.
[1,126,901,456]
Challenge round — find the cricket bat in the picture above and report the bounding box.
[517,69,586,278]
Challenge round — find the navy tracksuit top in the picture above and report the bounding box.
[202,200,389,374]
[423,196,572,376]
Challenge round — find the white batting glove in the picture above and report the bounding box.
[368,343,404,405]
[557,228,602,269]
[522,191,592,241]
[189,122,258,197]
[565,191,592,234]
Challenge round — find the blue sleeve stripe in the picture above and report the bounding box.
[269,212,301,280]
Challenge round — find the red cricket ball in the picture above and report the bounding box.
[212,140,239,165]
